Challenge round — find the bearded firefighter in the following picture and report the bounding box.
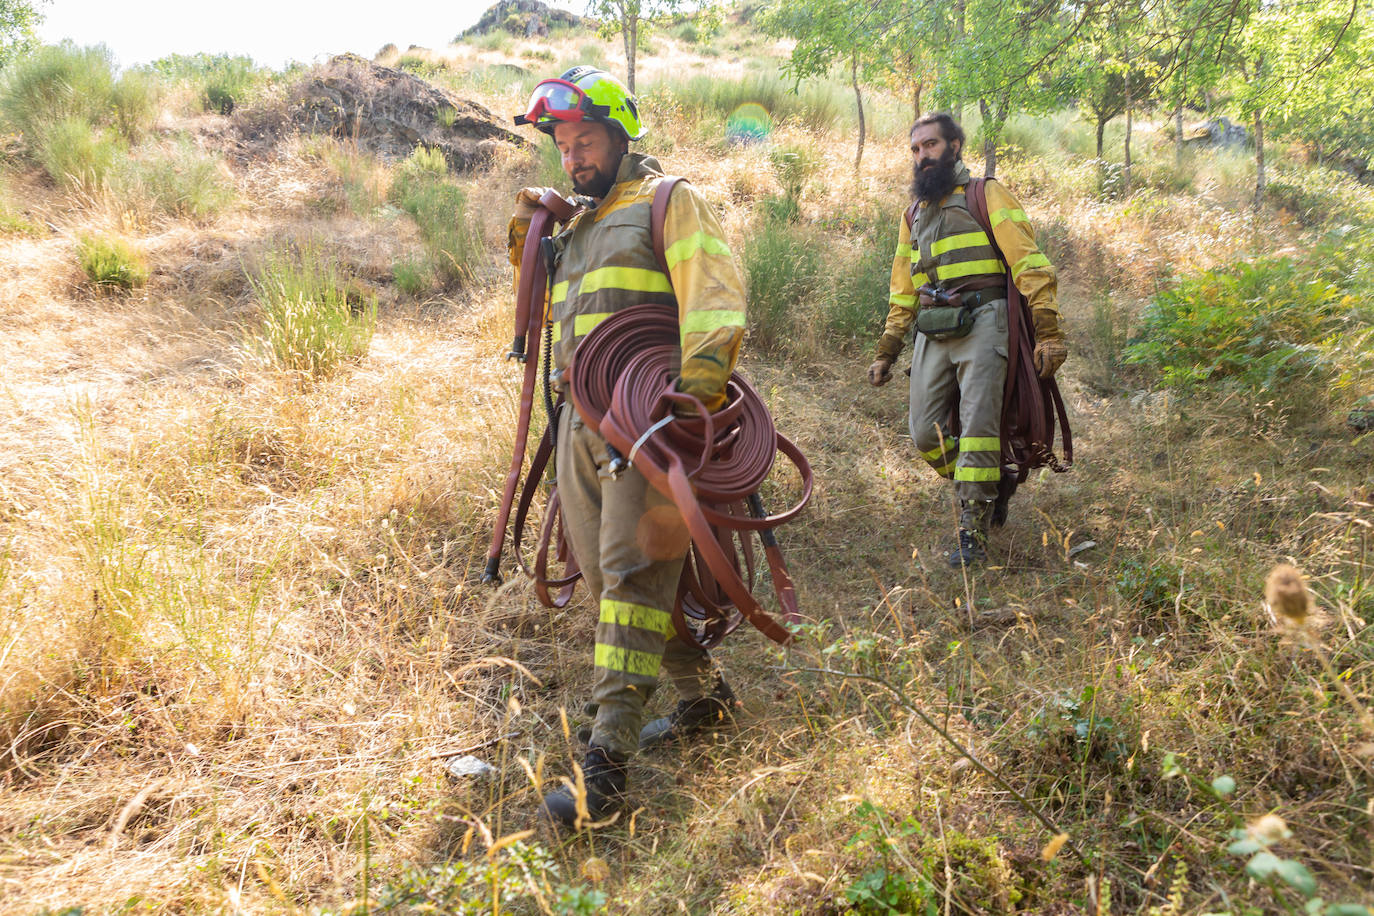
[867,113,1068,566]
[508,67,745,827]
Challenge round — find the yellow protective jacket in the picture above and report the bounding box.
[876,162,1059,359]
[507,153,745,412]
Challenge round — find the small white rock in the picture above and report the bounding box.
[445,755,498,781]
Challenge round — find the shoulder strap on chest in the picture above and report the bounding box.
[652,177,685,277]
[964,178,994,246]
[903,199,920,231]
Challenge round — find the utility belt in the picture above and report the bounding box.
[914,284,1004,341]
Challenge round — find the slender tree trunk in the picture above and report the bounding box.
[1174,101,1184,167]
[1123,74,1133,194]
[914,82,922,121]
[979,98,996,178]
[851,52,865,180]
[1253,108,1266,211]
[624,19,637,93]
[1096,117,1106,159]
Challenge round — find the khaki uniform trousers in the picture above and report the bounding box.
[907,299,1009,505]
[556,405,714,759]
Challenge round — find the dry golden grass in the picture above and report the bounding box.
[1,27,1371,916]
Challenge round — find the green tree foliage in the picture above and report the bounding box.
[1225,0,1367,207]
[758,0,901,178]
[933,0,1072,177]
[0,0,45,69]
[586,0,690,92]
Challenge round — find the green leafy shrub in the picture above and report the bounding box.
[843,801,937,916]
[76,234,149,293]
[1124,235,1374,394]
[1025,685,1132,766]
[390,148,482,288]
[108,69,159,142]
[0,43,117,142]
[0,43,165,191]
[248,243,376,376]
[396,54,446,77]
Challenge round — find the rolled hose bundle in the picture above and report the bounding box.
[568,303,812,647]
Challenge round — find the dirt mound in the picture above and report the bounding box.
[244,54,526,171]
[462,0,585,37]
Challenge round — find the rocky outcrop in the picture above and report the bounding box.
[282,54,526,171]
[461,0,584,38]
[1183,116,1250,149]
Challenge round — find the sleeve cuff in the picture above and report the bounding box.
[876,332,904,360]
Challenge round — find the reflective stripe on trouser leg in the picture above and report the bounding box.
[555,408,701,758]
[907,300,1009,503]
[908,330,960,478]
[951,299,1009,502]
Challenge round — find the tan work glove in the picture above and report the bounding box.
[511,186,551,222]
[867,356,895,387]
[1031,308,1067,379]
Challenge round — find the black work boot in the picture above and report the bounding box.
[948,499,993,568]
[639,675,737,750]
[991,466,1020,529]
[539,746,627,829]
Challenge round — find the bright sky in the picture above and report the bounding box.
[37,0,583,69]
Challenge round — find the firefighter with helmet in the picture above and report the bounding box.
[508,67,747,828]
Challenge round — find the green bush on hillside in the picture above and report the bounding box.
[0,42,157,144]
[390,147,483,288]
[147,53,269,114]
[0,43,162,189]
[1124,231,1374,396]
[76,234,149,293]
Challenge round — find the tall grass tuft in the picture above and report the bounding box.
[33,117,123,191]
[825,203,897,346]
[390,146,483,288]
[76,233,149,293]
[742,214,826,353]
[111,138,237,219]
[646,73,844,133]
[248,243,377,376]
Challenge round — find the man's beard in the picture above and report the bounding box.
[573,158,620,198]
[910,146,960,203]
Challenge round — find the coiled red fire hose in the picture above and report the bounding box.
[486,197,811,649]
[568,303,812,647]
[482,190,577,587]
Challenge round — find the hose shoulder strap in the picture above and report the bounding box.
[651,176,685,278]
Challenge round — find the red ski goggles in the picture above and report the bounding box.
[514,79,592,127]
